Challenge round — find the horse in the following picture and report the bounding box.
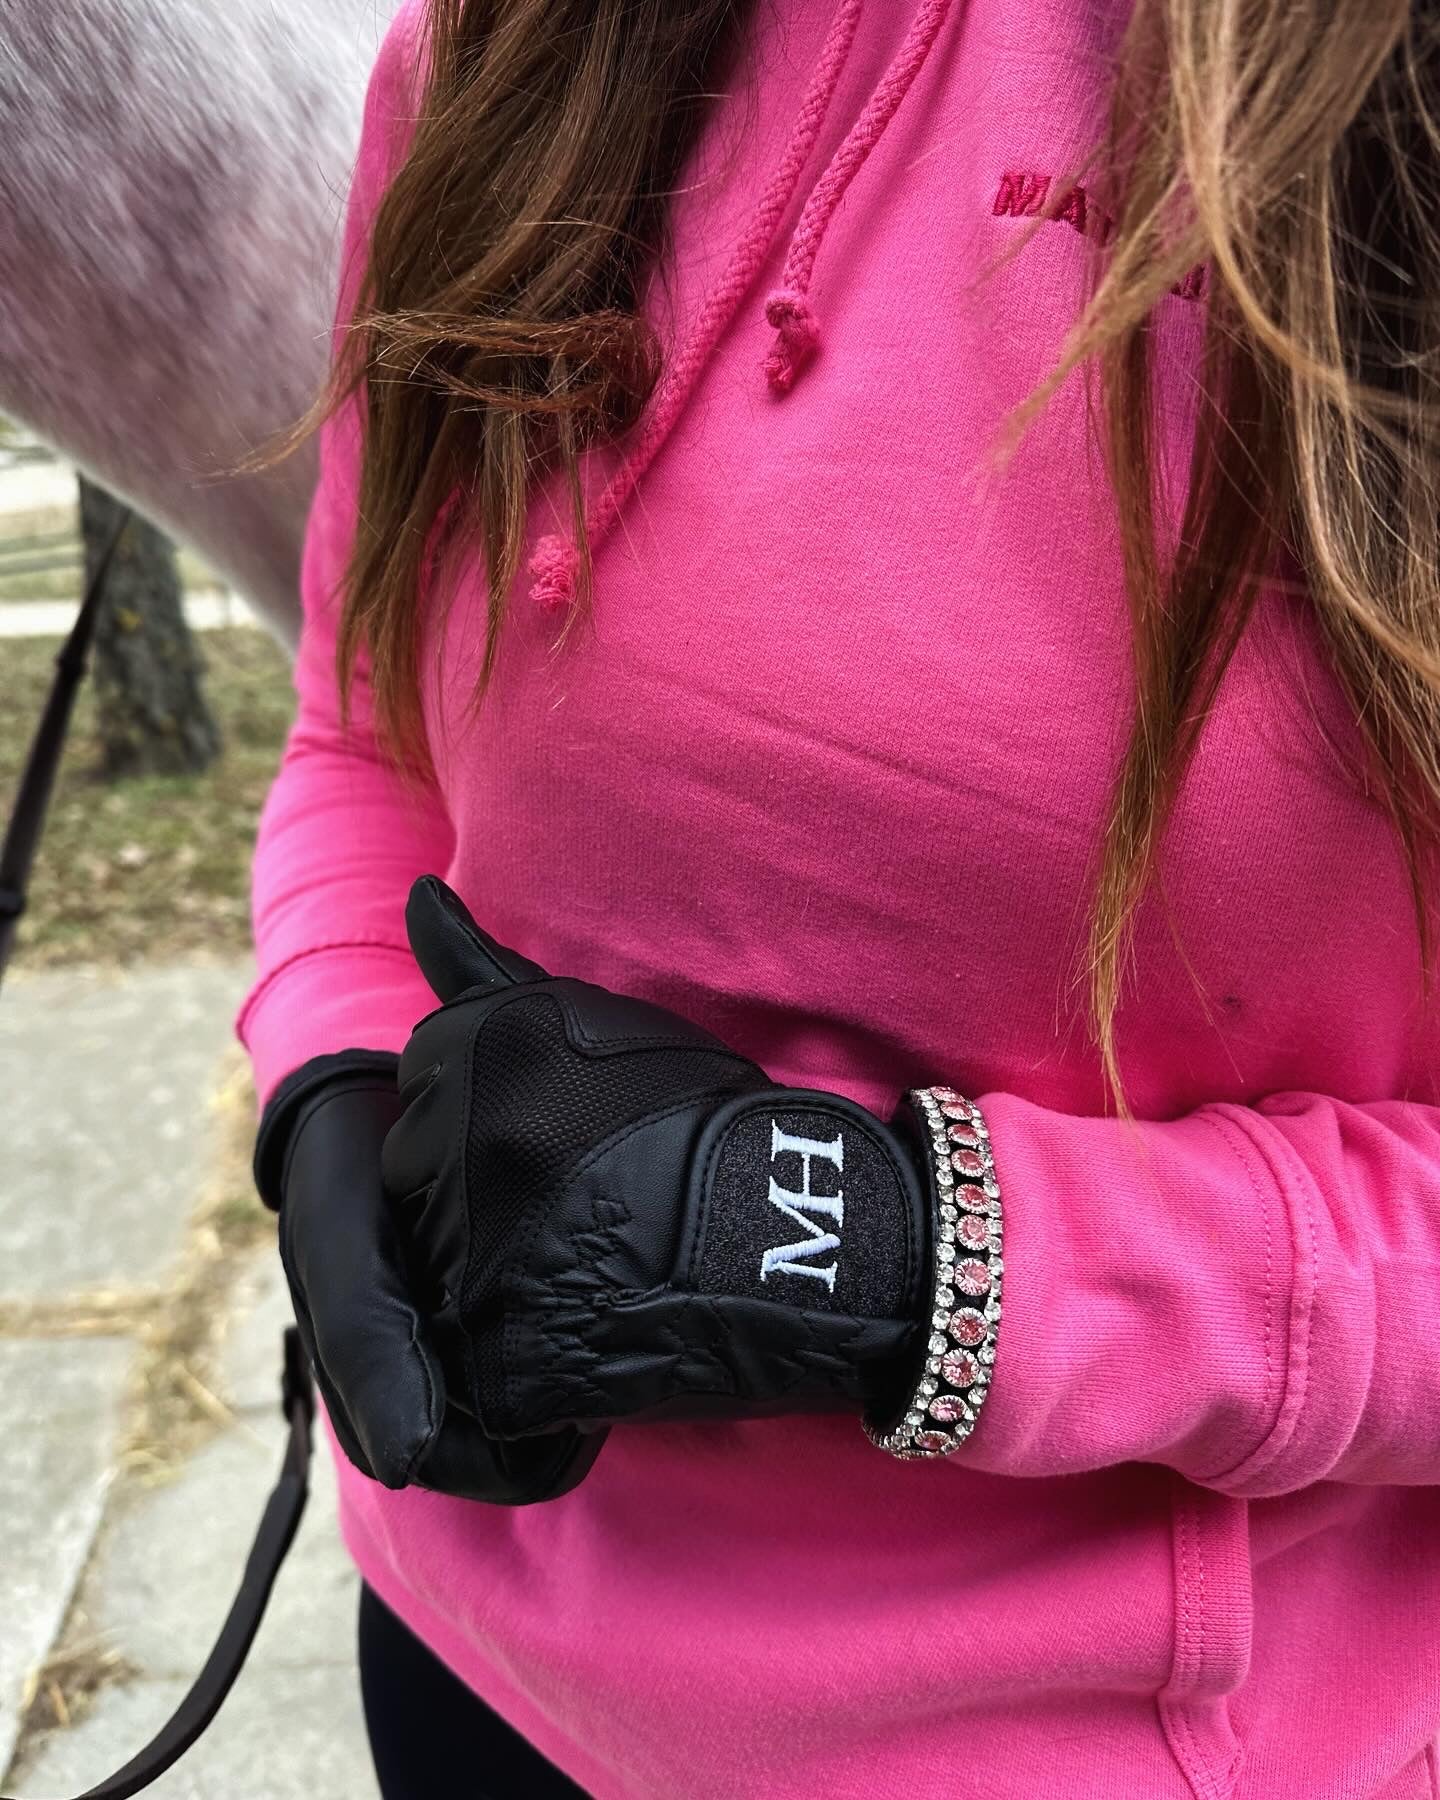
[0,0,402,645]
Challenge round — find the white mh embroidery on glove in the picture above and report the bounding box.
[760,1121,845,1292]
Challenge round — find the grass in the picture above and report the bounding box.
[0,629,294,967]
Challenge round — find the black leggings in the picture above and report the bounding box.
[357,1582,591,1799]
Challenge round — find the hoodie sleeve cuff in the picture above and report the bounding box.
[237,941,438,1109]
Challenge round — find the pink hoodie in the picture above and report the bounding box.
[240,2,1440,1794]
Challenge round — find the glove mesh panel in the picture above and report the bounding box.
[462,996,765,1402]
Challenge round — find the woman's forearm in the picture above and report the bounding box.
[952,1083,1440,1495]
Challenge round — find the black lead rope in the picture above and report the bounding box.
[0,510,316,1799]
[0,509,128,983]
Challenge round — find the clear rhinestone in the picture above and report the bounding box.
[939,1203,958,1223]
[905,1410,924,1428]
[918,1377,938,1398]
[933,1285,955,1310]
[926,1355,943,1374]
[928,1332,947,1356]
[937,1243,955,1265]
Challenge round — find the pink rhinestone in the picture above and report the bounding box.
[950,1148,985,1177]
[930,1087,959,1102]
[955,1185,989,1212]
[954,1258,991,1296]
[946,1121,979,1146]
[929,1394,968,1423]
[941,1351,981,1388]
[957,1213,991,1247]
[949,1308,986,1346]
[940,1101,970,1120]
[913,1429,953,1453]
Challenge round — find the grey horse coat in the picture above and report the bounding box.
[0,0,402,642]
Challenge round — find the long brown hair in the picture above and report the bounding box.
[313,0,1440,1120]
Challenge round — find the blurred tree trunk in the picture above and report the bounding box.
[78,478,220,777]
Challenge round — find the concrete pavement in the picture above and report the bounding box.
[0,960,377,1797]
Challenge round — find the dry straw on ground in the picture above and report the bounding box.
[18,1636,139,1738]
[119,1048,275,1481]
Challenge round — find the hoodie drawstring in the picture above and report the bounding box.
[527,0,952,612]
[526,0,863,611]
[762,0,956,392]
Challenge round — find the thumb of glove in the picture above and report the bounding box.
[406,875,549,1003]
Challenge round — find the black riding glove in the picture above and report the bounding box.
[253,1050,604,1504]
[380,875,939,1486]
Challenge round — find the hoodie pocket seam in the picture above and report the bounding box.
[1158,1477,1251,1800]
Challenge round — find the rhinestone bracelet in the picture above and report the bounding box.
[862,1086,1003,1460]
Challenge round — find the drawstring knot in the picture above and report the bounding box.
[526,532,580,612]
[760,0,955,400]
[762,289,821,392]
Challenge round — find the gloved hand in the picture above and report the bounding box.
[380,875,940,1475]
[253,1048,605,1504]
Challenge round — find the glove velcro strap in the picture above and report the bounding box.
[685,1089,927,1323]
